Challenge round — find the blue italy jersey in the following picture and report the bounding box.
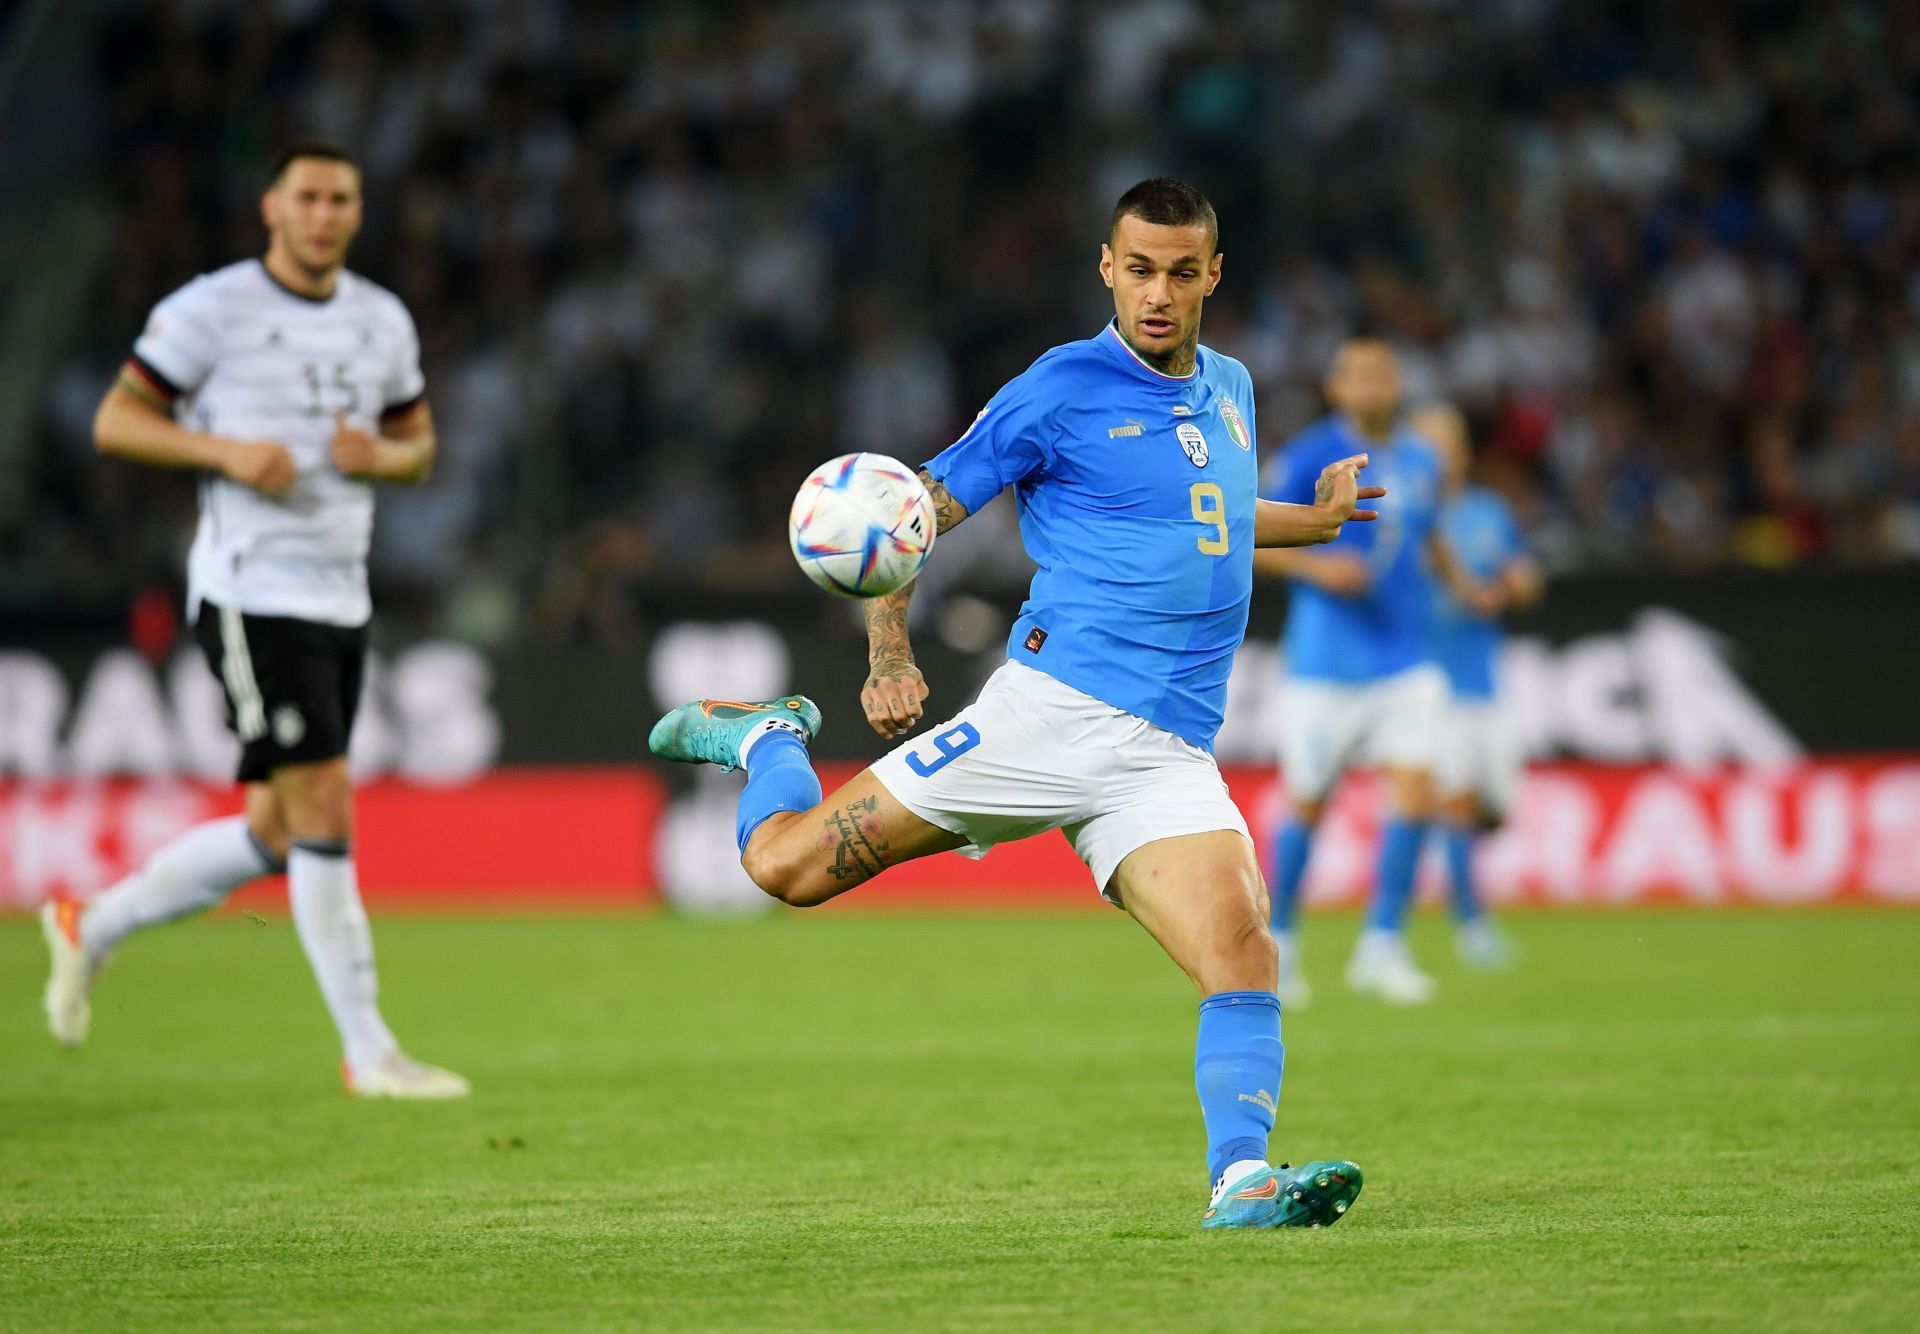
[1431,485,1527,700]
[1261,416,1442,684]
[921,320,1259,752]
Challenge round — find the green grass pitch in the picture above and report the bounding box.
[2,907,1916,1330]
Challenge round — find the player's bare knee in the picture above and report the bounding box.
[1200,903,1278,990]
[1388,770,1436,822]
[248,820,291,864]
[1232,913,1279,974]
[275,759,353,842]
[776,878,837,909]
[1194,915,1277,994]
[739,839,783,898]
[740,836,824,907]
[243,787,290,862]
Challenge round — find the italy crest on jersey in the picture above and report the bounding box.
[1218,399,1251,450]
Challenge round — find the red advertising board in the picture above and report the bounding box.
[0,768,662,912]
[2,760,1917,911]
[806,759,1920,909]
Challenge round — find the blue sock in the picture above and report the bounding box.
[1366,817,1428,933]
[1194,990,1284,1185]
[1443,825,1482,922]
[734,730,822,853]
[1268,819,1313,932]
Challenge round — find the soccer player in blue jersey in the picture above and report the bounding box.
[1256,341,1492,1007]
[651,179,1379,1229]
[1413,403,1543,968]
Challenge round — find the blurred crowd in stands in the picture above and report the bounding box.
[22,0,1920,646]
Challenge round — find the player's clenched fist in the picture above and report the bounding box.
[222,438,297,497]
[330,412,381,478]
[862,663,930,739]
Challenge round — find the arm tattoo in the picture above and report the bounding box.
[820,795,890,882]
[860,469,962,686]
[917,469,970,535]
[864,589,917,682]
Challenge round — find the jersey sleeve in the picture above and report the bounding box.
[1236,367,1258,458]
[129,279,222,400]
[380,300,427,417]
[920,370,1052,514]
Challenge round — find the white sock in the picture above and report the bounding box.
[1355,927,1401,957]
[82,815,277,956]
[736,716,805,768]
[1211,1157,1272,1204]
[287,841,398,1073]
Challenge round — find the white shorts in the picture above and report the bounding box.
[1434,698,1522,818]
[1278,664,1448,803]
[870,659,1250,900]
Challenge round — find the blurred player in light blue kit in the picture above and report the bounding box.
[1256,342,1491,1006]
[1413,403,1543,968]
[651,180,1381,1229]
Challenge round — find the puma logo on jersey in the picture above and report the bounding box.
[1107,418,1144,438]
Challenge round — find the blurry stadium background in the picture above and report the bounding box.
[4,4,1918,1330]
[4,0,1919,911]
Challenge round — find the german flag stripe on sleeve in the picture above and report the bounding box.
[125,353,182,401]
[379,390,426,423]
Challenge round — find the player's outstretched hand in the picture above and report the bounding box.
[223,439,297,498]
[862,663,929,739]
[1316,454,1385,524]
[330,412,381,479]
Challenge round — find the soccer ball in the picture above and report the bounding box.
[788,453,937,598]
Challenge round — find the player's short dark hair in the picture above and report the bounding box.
[268,138,361,186]
[1110,178,1219,254]
[1330,337,1398,374]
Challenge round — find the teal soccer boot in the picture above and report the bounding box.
[647,696,822,772]
[1202,1160,1364,1230]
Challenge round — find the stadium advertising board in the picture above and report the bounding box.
[3,760,1916,911]
[2,572,1917,909]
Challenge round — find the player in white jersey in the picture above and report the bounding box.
[39,140,467,1099]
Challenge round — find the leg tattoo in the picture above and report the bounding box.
[820,796,891,882]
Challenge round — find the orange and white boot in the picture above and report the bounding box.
[343,1051,471,1100]
[40,899,103,1047]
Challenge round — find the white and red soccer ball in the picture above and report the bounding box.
[787,453,937,598]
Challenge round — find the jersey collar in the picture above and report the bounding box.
[1102,319,1201,381]
[1334,412,1402,452]
[256,257,341,305]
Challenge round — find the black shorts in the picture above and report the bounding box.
[193,602,369,784]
